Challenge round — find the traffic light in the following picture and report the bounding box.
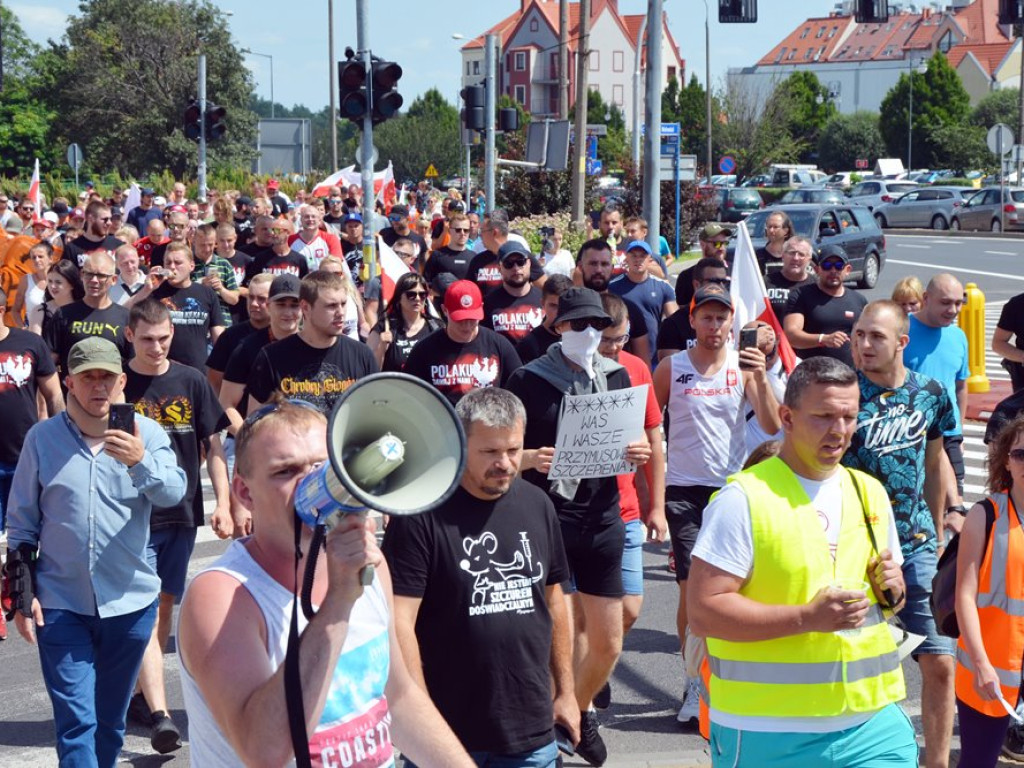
[184,99,202,142]
[205,104,227,141]
[719,0,756,23]
[370,59,403,124]
[999,0,1023,25]
[461,85,486,131]
[498,107,519,132]
[855,0,889,23]
[338,54,368,124]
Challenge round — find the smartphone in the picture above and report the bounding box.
[739,327,759,351]
[554,724,575,756]
[108,403,136,434]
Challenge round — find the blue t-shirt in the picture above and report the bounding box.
[608,274,675,365]
[903,314,969,435]
[842,370,956,556]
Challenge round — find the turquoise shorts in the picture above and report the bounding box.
[709,703,918,768]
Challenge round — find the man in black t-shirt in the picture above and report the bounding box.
[381,204,428,262]
[148,209,190,269]
[466,209,544,296]
[404,280,522,405]
[424,211,473,282]
[62,200,125,267]
[206,273,272,393]
[657,258,729,361]
[122,299,231,751]
[506,287,653,767]
[322,187,348,235]
[247,270,377,415]
[244,216,309,282]
[46,251,132,377]
[674,223,733,307]
[238,215,275,259]
[481,241,544,346]
[518,274,573,363]
[994,289,1024,391]
[765,236,813,319]
[383,387,576,760]
[783,243,867,368]
[232,196,255,249]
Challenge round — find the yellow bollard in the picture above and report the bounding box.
[958,282,990,394]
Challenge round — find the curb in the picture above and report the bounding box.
[883,228,1024,239]
[965,379,1012,423]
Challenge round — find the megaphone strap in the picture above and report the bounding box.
[285,513,314,768]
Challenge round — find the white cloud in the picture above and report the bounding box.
[9,5,70,44]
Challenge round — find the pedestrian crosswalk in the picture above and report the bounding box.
[962,299,1008,504]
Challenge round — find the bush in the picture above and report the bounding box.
[510,212,587,257]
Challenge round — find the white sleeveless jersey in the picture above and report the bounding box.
[666,349,747,487]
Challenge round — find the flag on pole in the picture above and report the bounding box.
[123,183,142,220]
[730,221,797,373]
[377,236,411,304]
[311,167,355,197]
[376,161,396,209]
[28,159,41,214]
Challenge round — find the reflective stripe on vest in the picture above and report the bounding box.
[711,649,901,686]
[956,647,1021,690]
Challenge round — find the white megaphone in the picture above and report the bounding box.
[293,371,466,535]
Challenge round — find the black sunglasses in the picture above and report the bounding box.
[568,317,611,332]
[404,289,427,300]
[501,257,528,268]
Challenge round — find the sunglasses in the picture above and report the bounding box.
[404,290,428,300]
[501,257,528,268]
[818,259,846,271]
[568,317,611,332]
[1009,449,1024,462]
[243,397,320,428]
[388,214,405,222]
[451,227,470,233]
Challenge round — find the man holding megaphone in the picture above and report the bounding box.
[176,398,475,767]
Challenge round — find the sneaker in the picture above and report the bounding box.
[1004,723,1024,760]
[0,611,6,641]
[676,677,700,725]
[575,710,608,767]
[593,681,611,710]
[150,711,181,754]
[127,693,152,726]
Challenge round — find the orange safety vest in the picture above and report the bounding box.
[954,491,1024,718]
[699,655,710,740]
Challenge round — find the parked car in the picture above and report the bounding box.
[871,186,970,230]
[714,187,763,222]
[770,168,827,188]
[950,187,1024,232]
[735,203,886,289]
[825,172,856,190]
[711,174,737,186]
[741,174,772,187]
[847,180,919,211]
[777,188,846,205]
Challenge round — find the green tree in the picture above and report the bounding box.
[878,51,970,169]
[971,88,1020,130]
[775,71,836,162]
[716,81,803,181]
[0,7,57,176]
[677,74,712,161]
[928,123,989,173]
[371,89,462,182]
[32,0,256,179]
[570,88,627,166]
[817,112,886,172]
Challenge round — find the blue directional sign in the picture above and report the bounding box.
[719,155,736,174]
[586,158,604,176]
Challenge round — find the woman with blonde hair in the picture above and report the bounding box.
[891,276,924,315]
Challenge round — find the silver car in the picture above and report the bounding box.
[871,186,970,230]
[847,180,919,211]
[951,187,1024,232]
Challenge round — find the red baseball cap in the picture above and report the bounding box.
[443,280,484,322]
[267,178,280,190]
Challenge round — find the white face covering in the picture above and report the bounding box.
[560,327,602,378]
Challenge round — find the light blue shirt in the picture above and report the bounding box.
[903,314,970,436]
[7,412,187,618]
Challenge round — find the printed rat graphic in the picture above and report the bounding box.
[459,532,544,606]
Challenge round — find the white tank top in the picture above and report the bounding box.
[666,349,747,487]
[24,276,46,326]
[178,539,394,768]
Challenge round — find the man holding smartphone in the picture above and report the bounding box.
[5,336,186,767]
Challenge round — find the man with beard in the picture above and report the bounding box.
[149,210,190,269]
[467,210,543,296]
[63,201,125,268]
[674,224,733,307]
[244,217,308,281]
[381,204,428,263]
[577,238,650,366]
[481,241,545,346]
[321,187,347,234]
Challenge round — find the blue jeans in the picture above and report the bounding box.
[0,460,17,531]
[901,547,955,658]
[407,740,558,768]
[36,601,157,767]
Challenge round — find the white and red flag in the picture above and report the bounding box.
[28,159,42,213]
[730,220,797,373]
[377,236,411,304]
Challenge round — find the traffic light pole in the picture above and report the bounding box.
[356,0,378,282]
[198,53,208,201]
[484,34,497,214]
[642,0,662,253]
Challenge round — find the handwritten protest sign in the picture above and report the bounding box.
[548,385,647,480]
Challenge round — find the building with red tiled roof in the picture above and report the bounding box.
[460,0,684,124]
[730,0,1019,115]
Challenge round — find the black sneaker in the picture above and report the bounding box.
[575,710,607,767]
[150,711,182,754]
[1004,723,1024,760]
[126,693,152,726]
[593,681,611,710]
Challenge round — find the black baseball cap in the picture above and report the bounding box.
[690,283,733,312]
[269,273,301,300]
[497,240,531,265]
[815,243,850,265]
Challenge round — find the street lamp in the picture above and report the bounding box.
[241,48,275,118]
[907,57,927,176]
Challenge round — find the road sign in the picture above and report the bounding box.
[660,136,679,157]
[640,122,681,136]
[719,155,736,174]
[586,158,604,176]
[585,124,608,136]
[66,143,83,172]
[1012,144,1024,164]
[424,163,439,178]
[855,158,869,170]
[987,123,1014,156]
[355,143,379,169]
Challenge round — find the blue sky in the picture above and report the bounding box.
[14,1,839,111]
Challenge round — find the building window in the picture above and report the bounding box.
[788,49,796,60]
[550,52,559,78]
[473,60,480,75]
[613,50,624,72]
[829,26,838,38]
[816,26,825,38]
[668,65,676,80]
[804,48,813,60]
[514,84,526,104]
[514,51,527,71]
[938,30,954,54]
[775,47,786,63]
[800,27,810,39]
[589,51,600,71]
[530,18,538,32]
[466,62,470,75]
[613,84,624,106]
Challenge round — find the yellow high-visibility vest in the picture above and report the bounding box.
[706,458,906,718]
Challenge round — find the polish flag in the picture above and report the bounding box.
[376,162,396,209]
[311,167,354,197]
[28,159,41,213]
[377,236,411,304]
[730,220,797,373]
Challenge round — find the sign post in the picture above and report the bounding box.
[66,143,83,191]
[988,123,1014,231]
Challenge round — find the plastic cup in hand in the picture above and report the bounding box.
[830,579,869,637]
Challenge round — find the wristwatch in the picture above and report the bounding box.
[944,504,968,517]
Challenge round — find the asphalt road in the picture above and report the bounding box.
[2,233,1023,766]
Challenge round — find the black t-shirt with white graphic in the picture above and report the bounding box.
[0,329,57,464]
[403,327,522,406]
[425,246,473,282]
[657,308,697,352]
[375,316,444,373]
[206,320,261,374]
[151,281,226,372]
[124,361,229,527]
[786,283,868,367]
[466,250,543,296]
[517,324,560,364]
[765,270,812,320]
[63,234,125,267]
[482,286,545,346]
[226,252,255,322]
[244,249,309,283]
[382,481,569,754]
[247,334,378,415]
[45,301,131,378]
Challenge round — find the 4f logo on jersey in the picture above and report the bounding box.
[675,373,695,384]
[726,369,738,387]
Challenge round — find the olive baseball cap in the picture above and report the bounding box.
[68,337,122,375]
[699,223,734,241]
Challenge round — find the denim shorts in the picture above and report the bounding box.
[621,519,644,597]
[146,526,198,598]
[900,547,955,658]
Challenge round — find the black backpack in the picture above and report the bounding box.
[930,498,996,639]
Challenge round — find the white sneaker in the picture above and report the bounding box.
[676,677,701,724]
